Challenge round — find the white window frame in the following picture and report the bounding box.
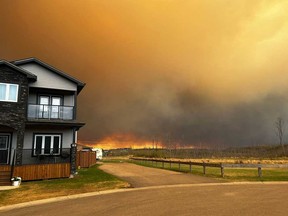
[33,134,62,156]
[0,83,19,102]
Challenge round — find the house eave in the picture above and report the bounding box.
[12,57,85,94]
[26,120,85,130]
[0,60,37,81]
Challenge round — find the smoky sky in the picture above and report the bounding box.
[1,0,288,147]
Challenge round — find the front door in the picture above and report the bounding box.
[0,134,10,164]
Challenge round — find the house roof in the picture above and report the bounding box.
[12,57,86,93]
[0,60,37,81]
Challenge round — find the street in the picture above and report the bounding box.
[1,163,288,216]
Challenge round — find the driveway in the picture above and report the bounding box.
[99,162,222,187]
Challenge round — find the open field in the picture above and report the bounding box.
[131,159,288,181]
[106,145,288,159]
[0,164,129,207]
[104,156,288,164]
[175,158,288,164]
[103,156,288,181]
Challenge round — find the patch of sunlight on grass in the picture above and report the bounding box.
[0,164,129,207]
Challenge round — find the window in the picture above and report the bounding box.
[0,83,19,102]
[38,95,62,119]
[33,134,61,156]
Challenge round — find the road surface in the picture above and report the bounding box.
[1,162,288,216]
[2,183,288,216]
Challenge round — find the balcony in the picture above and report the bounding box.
[28,104,74,120]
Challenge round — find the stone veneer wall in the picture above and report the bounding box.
[0,64,29,165]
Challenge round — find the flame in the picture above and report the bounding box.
[78,133,163,150]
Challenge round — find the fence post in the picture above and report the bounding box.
[170,161,171,169]
[179,162,181,171]
[162,161,164,168]
[258,166,262,178]
[220,163,224,177]
[203,162,206,175]
[189,162,192,173]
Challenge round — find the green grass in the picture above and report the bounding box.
[0,164,129,207]
[132,160,288,181]
[102,158,129,163]
[34,164,119,188]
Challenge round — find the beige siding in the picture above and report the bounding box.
[23,128,74,149]
[19,63,77,91]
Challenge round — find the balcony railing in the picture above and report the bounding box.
[28,104,74,120]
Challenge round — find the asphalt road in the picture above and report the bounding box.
[2,183,288,216]
[1,163,288,216]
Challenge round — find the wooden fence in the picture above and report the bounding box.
[0,165,11,172]
[76,151,97,168]
[131,157,288,178]
[13,163,71,181]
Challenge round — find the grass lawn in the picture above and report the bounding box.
[132,160,288,181]
[0,164,129,207]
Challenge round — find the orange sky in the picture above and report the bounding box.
[1,0,288,148]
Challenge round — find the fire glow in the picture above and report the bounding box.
[79,133,164,149]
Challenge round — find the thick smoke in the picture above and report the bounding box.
[1,0,288,147]
[80,82,288,147]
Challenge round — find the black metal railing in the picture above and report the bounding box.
[27,104,74,120]
[16,148,71,165]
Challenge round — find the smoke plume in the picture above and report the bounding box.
[1,0,288,147]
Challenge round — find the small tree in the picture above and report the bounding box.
[275,117,285,155]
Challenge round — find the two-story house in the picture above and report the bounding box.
[0,58,85,183]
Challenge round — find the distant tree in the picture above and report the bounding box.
[275,117,286,155]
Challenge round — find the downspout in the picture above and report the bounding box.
[70,127,77,176]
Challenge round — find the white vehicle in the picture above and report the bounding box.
[91,148,103,160]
